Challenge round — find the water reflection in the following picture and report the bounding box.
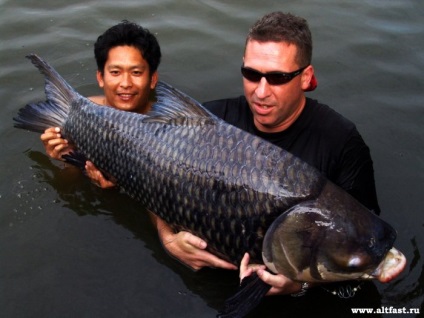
[26,149,156,228]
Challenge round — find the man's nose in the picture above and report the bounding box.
[254,77,271,99]
[120,73,132,87]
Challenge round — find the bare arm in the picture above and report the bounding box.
[40,127,73,160]
[239,253,308,296]
[40,126,116,188]
[150,212,237,271]
[85,161,116,188]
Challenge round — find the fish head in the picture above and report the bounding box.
[262,183,406,283]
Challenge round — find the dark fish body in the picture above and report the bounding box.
[81,109,328,265]
[14,55,406,317]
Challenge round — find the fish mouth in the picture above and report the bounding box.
[371,247,406,283]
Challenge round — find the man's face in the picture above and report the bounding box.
[243,40,312,133]
[96,45,158,114]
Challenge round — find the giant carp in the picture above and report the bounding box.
[14,54,406,317]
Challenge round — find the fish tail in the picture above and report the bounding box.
[13,54,76,133]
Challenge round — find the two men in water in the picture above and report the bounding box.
[40,12,380,296]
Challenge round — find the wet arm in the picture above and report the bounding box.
[150,212,237,271]
[40,127,73,160]
[239,253,314,296]
[85,161,116,188]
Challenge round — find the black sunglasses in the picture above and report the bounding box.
[241,65,308,85]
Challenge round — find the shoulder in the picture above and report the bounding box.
[292,98,370,178]
[88,95,106,105]
[302,98,358,142]
[305,99,355,128]
[203,96,247,116]
[203,96,254,132]
[302,99,379,211]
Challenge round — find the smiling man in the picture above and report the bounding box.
[93,45,157,114]
[40,20,161,186]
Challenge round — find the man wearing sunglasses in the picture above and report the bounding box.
[157,11,380,297]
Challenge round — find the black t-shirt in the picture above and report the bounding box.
[203,96,380,214]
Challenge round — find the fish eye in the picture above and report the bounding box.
[348,256,363,268]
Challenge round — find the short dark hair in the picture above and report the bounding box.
[246,12,312,67]
[94,20,161,75]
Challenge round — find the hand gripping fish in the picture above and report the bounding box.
[14,54,406,318]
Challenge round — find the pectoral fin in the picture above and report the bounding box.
[217,273,271,318]
[62,151,87,170]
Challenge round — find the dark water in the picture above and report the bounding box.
[1,1,423,317]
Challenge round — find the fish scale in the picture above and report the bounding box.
[56,89,306,258]
[61,98,324,263]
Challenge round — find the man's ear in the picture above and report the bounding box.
[150,71,158,89]
[96,70,104,88]
[302,65,317,92]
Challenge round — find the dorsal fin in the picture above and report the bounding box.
[143,81,217,125]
